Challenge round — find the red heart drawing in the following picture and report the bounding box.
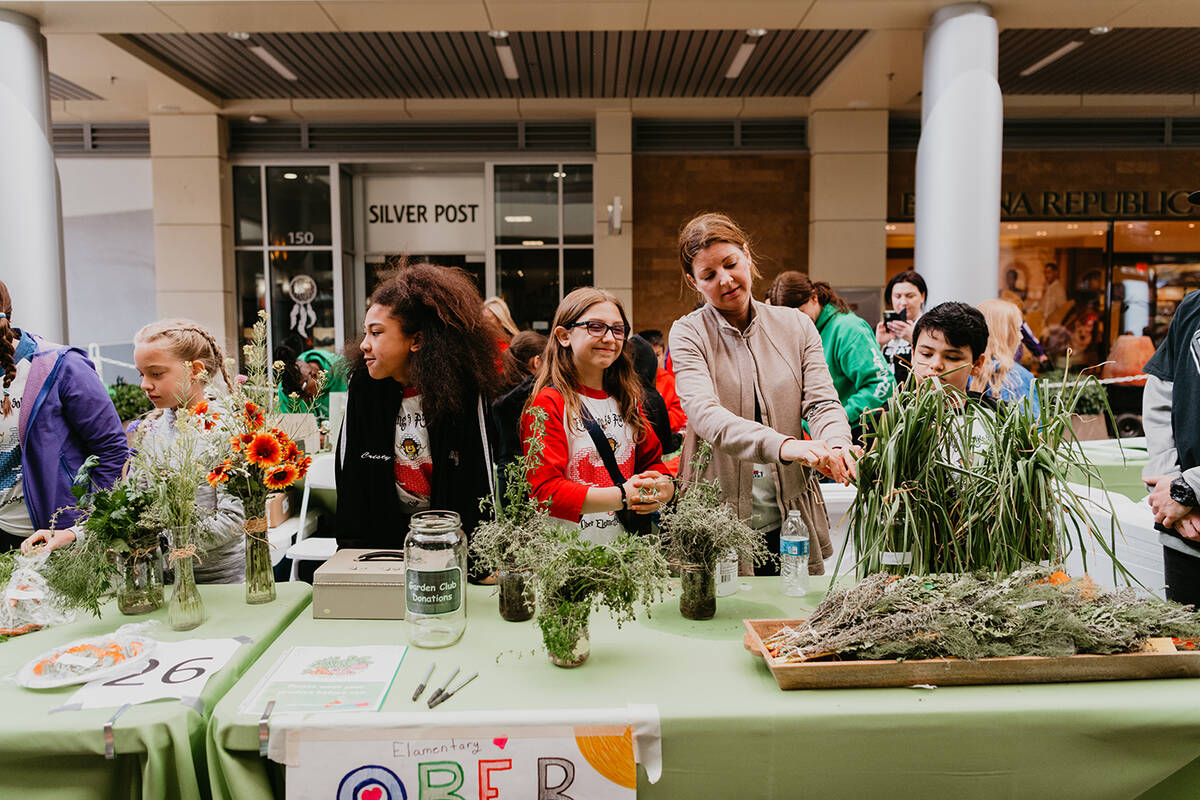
[361,786,383,800]
[493,737,508,749]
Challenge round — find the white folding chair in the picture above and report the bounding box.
[285,452,338,581]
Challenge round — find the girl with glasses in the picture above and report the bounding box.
[670,213,856,577]
[523,287,674,543]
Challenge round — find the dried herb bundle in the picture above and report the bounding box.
[765,566,1200,662]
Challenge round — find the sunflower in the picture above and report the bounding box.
[207,460,233,486]
[264,463,299,490]
[245,432,283,467]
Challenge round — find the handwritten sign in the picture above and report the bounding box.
[287,724,637,800]
[68,638,243,709]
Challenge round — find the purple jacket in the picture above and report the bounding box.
[16,332,128,530]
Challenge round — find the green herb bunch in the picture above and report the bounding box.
[40,456,161,617]
[658,440,771,572]
[841,372,1127,580]
[514,527,670,662]
[471,405,555,572]
[764,566,1200,662]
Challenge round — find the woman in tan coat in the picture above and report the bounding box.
[668,213,856,575]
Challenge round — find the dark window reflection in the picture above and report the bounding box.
[498,249,559,331]
[234,167,263,245]
[267,167,332,247]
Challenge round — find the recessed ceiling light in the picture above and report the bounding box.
[1154,229,1162,236]
[1006,224,1018,230]
[1019,41,1084,77]
[884,224,896,231]
[227,31,251,41]
[746,28,767,37]
[552,171,566,178]
[1036,230,1048,237]
[249,46,299,81]
[521,240,544,247]
[725,41,758,79]
[156,103,181,112]
[1089,26,1112,35]
[283,172,299,180]
[488,30,509,39]
[1190,223,1196,229]
[495,44,520,81]
[504,215,533,223]
[247,114,269,124]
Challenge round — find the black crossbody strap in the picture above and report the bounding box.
[578,402,628,490]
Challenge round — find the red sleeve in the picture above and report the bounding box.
[656,369,688,432]
[634,408,668,475]
[521,387,588,522]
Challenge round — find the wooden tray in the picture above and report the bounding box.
[743,619,1200,690]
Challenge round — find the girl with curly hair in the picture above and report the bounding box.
[522,287,674,543]
[335,263,499,554]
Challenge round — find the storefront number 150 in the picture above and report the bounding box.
[287,231,315,245]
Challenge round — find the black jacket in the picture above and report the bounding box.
[334,369,495,557]
[629,335,682,454]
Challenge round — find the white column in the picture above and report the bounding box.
[914,2,1002,309]
[0,11,66,341]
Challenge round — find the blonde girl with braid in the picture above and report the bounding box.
[26,319,248,583]
[0,280,128,549]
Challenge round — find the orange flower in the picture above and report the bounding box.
[245,432,283,467]
[191,401,209,416]
[244,401,265,430]
[264,463,299,490]
[284,440,301,461]
[1048,570,1070,586]
[207,460,233,486]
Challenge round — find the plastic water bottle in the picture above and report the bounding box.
[715,550,739,597]
[404,510,467,648]
[780,510,810,596]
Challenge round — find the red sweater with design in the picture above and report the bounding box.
[522,385,666,530]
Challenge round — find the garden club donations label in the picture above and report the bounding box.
[406,567,462,615]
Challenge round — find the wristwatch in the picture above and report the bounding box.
[1170,477,1198,508]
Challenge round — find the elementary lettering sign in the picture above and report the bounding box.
[364,175,486,253]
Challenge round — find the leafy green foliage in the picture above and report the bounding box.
[37,456,161,617]
[107,377,153,422]
[513,527,670,663]
[471,405,555,571]
[839,373,1130,581]
[764,566,1200,662]
[1043,374,1108,416]
[658,441,771,572]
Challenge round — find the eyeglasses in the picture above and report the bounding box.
[565,320,629,340]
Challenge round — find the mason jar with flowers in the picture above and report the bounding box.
[208,313,314,604]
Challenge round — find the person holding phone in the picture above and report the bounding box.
[875,270,927,385]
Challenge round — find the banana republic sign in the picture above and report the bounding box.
[896,189,1198,220]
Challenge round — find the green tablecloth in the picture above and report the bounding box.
[207,579,1200,800]
[0,582,310,800]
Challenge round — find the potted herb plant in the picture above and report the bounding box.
[658,441,771,620]
[470,406,554,622]
[512,528,669,668]
[1044,374,1109,441]
[840,374,1129,580]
